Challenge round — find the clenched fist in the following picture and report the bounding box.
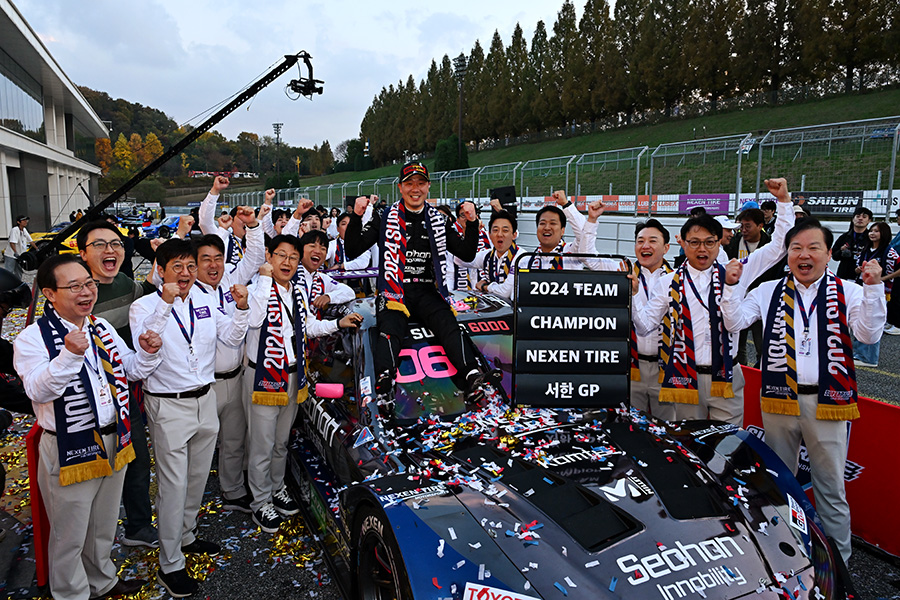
[552,190,568,206]
[138,331,162,354]
[764,178,791,203]
[160,282,180,304]
[259,263,274,278]
[230,284,249,309]
[64,328,90,356]
[211,176,229,195]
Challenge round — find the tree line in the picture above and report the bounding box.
[359,0,900,165]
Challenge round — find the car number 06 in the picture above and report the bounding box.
[396,345,457,383]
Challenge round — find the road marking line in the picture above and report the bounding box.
[855,366,900,379]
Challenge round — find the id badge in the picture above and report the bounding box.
[798,336,812,356]
[188,349,200,372]
[96,383,114,408]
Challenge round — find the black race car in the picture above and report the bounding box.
[288,291,847,600]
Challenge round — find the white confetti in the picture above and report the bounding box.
[448,527,457,540]
[469,542,482,549]
[565,576,577,588]
[478,563,486,580]
[585,560,600,568]
[562,546,568,557]
[437,539,445,558]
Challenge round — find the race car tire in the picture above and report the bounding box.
[354,505,413,600]
[158,226,171,239]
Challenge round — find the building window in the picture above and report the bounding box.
[0,46,45,143]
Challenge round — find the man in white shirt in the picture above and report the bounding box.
[459,206,523,302]
[629,218,675,420]
[5,215,35,275]
[198,176,259,270]
[129,239,250,598]
[14,255,162,600]
[326,212,371,271]
[720,218,885,564]
[243,235,360,534]
[632,178,796,424]
[190,203,265,514]
[296,229,355,317]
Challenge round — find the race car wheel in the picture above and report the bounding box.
[354,505,412,600]
[158,226,171,239]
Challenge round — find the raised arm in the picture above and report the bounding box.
[345,197,381,259]
[739,179,795,284]
[199,176,229,236]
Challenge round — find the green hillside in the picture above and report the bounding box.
[296,88,900,193]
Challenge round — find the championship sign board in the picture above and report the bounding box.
[514,257,631,408]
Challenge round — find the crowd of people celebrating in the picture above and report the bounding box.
[0,163,891,598]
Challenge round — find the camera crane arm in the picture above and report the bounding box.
[20,52,323,271]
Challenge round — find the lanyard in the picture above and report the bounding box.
[196,282,226,310]
[639,271,649,298]
[171,299,196,349]
[795,291,818,336]
[274,283,295,326]
[683,269,709,312]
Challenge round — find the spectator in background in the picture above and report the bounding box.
[761,200,777,236]
[726,208,772,366]
[852,221,898,367]
[69,210,77,222]
[715,215,740,247]
[885,208,900,335]
[4,215,35,277]
[832,206,873,280]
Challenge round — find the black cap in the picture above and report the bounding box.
[15,215,28,222]
[399,161,429,183]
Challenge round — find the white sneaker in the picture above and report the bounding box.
[854,359,877,368]
[884,325,900,335]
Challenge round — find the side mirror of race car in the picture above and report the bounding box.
[314,383,345,399]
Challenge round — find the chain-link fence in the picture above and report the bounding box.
[221,116,900,218]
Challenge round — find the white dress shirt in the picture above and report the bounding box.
[632,264,672,355]
[14,314,161,432]
[245,276,339,366]
[634,201,796,364]
[129,286,249,394]
[297,267,356,306]
[198,193,246,271]
[327,237,370,271]
[721,273,886,384]
[456,246,527,301]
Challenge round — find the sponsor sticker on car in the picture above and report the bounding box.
[462,583,539,600]
[787,494,808,534]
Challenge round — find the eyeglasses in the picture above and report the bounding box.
[57,279,99,293]
[684,238,719,249]
[170,263,198,273]
[86,239,125,251]
[271,251,300,263]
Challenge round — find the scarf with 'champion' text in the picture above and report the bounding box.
[38,308,133,486]
[760,271,859,420]
[659,263,733,404]
[453,221,491,289]
[225,232,243,267]
[630,260,673,381]
[378,200,451,317]
[251,279,309,406]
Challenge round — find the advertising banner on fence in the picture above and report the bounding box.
[791,191,864,215]
[741,366,900,558]
[678,194,730,215]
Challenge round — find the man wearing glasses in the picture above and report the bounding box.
[77,221,159,549]
[129,239,250,597]
[14,254,162,600]
[632,178,796,424]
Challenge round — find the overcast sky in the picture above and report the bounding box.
[16,0,588,150]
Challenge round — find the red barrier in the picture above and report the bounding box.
[25,424,49,587]
[741,366,900,558]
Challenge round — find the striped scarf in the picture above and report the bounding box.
[452,222,491,289]
[297,269,327,318]
[630,261,673,381]
[377,200,450,317]
[760,272,859,420]
[486,243,519,284]
[251,280,309,406]
[334,237,345,267]
[38,309,133,486]
[659,263,733,404]
[225,232,244,267]
[529,241,566,270]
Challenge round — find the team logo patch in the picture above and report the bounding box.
[194,306,211,319]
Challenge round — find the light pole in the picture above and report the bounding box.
[453,52,468,167]
[273,122,283,176]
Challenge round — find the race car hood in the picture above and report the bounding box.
[372,404,819,599]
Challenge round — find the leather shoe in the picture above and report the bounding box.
[90,578,147,599]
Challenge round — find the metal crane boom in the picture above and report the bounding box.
[19,52,323,270]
